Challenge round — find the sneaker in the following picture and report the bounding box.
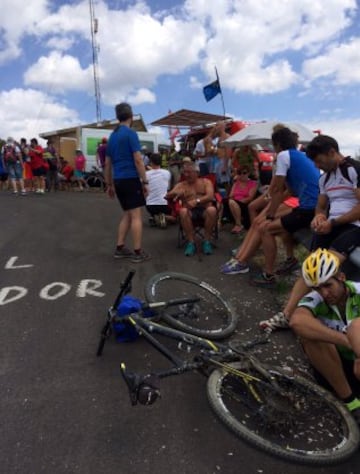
[259,311,289,331]
[113,247,133,259]
[130,250,151,263]
[184,241,196,257]
[251,272,276,288]
[275,257,300,275]
[21,190,27,196]
[220,258,249,275]
[158,213,167,229]
[202,240,213,255]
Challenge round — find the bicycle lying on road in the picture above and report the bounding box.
[97,270,360,466]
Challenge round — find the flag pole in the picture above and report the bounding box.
[215,66,226,118]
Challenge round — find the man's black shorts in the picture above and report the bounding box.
[190,206,207,221]
[281,207,315,233]
[114,178,146,211]
[311,224,360,256]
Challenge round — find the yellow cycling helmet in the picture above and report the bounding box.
[302,248,340,287]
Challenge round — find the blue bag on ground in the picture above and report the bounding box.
[113,295,143,342]
[114,295,153,342]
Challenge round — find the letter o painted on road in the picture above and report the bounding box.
[39,282,71,300]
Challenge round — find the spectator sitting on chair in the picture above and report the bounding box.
[165,161,216,256]
[145,153,176,228]
[226,166,258,233]
[290,248,360,421]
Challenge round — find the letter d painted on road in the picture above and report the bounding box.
[0,286,28,305]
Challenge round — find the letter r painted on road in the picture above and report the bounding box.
[76,280,105,298]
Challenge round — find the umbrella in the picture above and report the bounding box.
[223,121,315,148]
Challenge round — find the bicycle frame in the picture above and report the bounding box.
[118,311,274,406]
[123,312,229,370]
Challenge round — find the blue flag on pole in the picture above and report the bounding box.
[203,79,221,102]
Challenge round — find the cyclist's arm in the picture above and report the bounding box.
[290,307,351,348]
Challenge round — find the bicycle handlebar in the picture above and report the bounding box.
[112,270,136,308]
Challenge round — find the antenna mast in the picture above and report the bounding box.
[89,0,101,122]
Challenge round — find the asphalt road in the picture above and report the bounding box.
[0,190,359,474]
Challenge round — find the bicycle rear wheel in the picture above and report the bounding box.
[144,272,237,339]
[207,362,360,465]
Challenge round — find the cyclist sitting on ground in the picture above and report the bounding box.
[165,161,216,256]
[290,248,360,422]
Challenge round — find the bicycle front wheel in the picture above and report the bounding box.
[144,272,238,339]
[207,362,360,465]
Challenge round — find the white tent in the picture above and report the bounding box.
[223,121,316,148]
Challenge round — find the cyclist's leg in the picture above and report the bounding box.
[301,339,352,399]
[347,319,360,381]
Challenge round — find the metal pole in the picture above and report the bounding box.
[215,66,226,118]
[89,0,101,122]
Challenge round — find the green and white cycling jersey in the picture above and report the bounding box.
[298,281,360,360]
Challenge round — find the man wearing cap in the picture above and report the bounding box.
[165,161,217,256]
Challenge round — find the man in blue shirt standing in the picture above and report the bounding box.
[105,102,151,263]
[251,126,320,286]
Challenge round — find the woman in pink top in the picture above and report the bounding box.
[228,166,258,233]
[74,150,88,191]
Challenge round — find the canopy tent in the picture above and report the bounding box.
[223,121,316,148]
[150,109,232,129]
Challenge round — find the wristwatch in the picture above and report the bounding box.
[196,198,201,205]
[330,218,339,227]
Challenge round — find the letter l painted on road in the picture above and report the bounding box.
[5,257,34,269]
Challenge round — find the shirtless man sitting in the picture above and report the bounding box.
[166,161,216,256]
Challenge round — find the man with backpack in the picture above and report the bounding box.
[260,134,360,331]
[1,137,26,195]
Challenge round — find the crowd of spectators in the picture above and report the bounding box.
[2,112,360,423]
[0,136,90,194]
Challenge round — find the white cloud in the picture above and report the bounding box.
[303,37,360,84]
[46,36,76,51]
[24,51,93,94]
[126,88,156,105]
[0,88,80,141]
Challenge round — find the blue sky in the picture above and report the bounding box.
[1,0,360,155]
